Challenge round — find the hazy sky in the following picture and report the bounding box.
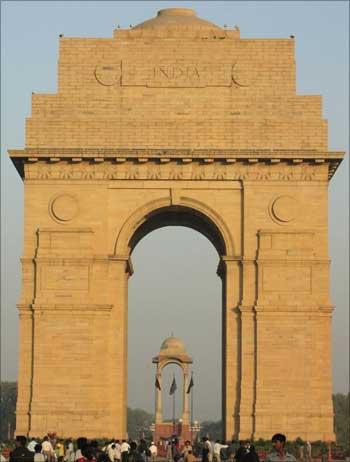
[1,1,349,422]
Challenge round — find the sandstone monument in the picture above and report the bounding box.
[9,8,344,440]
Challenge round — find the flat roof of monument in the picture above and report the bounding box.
[132,8,222,31]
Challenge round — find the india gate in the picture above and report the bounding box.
[9,8,344,441]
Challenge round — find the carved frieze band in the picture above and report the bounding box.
[24,161,328,182]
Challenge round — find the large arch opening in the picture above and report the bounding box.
[125,205,228,439]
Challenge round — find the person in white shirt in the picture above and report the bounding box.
[114,442,121,462]
[214,441,228,462]
[42,437,55,462]
[149,443,157,462]
[28,439,38,453]
[108,445,118,462]
[34,445,45,462]
[120,441,130,462]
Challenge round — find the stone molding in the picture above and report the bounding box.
[10,148,343,180]
[31,303,113,312]
[20,159,332,182]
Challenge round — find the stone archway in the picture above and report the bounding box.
[112,201,237,441]
[10,7,343,441]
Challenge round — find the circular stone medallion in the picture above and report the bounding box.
[232,62,256,87]
[94,65,120,86]
[271,195,299,223]
[50,194,78,222]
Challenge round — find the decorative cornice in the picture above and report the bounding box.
[9,148,343,181]
[9,147,344,161]
[17,159,336,183]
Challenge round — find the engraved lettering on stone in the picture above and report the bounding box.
[154,65,200,81]
[122,62,232,88]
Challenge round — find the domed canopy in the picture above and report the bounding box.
[153,336,193,364]
[160,336,187,354]
[133,8,222,32]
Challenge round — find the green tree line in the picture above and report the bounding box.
[1,382,348,448]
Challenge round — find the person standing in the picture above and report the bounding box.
[114,442,121,462]
[127,444,143,462]
[166,442,172,462]
[148,443,157,462]
[234,442,246,462]
[305,443,312,462]
[214,441,228,462]
[182,442,192,460]
[138,440,148,462]
[202,438,211,462]
[64,440,74,462]
[108,445,118,462]
[28,439,38,454]
[34,445,45,462]
[10,436,34,462]
[42,437,55,462]
[120,441,130,462]
[242,444,259,462]
[265,434,296,462]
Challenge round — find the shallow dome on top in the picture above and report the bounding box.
[132,8,222,31]
[160,336,187,354]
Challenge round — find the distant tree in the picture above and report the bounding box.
[127,407,154,440]
[0,382,17,441]
[333,393,349,449]
[200,420,223,441]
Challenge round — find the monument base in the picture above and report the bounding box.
[153,422,197,444]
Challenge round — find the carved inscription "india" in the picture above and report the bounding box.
[153,65,200,82]
[122,62,232,87]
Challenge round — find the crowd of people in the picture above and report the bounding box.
[6,433,297,462]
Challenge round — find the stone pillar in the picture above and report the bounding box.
[219,256,242,440]
[108,256,132,439]
[237,259,256,440]
[15,305,33,435]
[182,367,189,425]
[155,371,162,425]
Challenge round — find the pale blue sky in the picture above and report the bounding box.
[1,1,349,420]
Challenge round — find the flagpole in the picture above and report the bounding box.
[172,374,176,435]
[190,373,194,442]
[154,374,157,425]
